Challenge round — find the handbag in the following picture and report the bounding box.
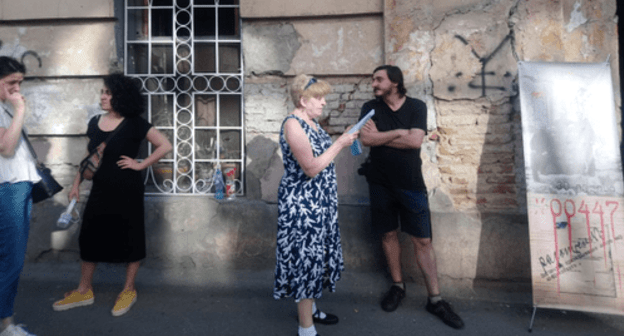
[79,117,127,180]
[31,161,63,203]
[3,108,63,203]
[357,155,372,176]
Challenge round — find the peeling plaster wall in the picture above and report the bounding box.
[242,18,383,76]
[379,0,620,284]
[286,18,384,75]
[0,0,114,20]
[240,0,382,18]
[240,0,620,287]
[0,24,117,78]
[0,1,119,265]
[5,0,620,289]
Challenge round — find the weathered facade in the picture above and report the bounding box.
[1,0,620,289]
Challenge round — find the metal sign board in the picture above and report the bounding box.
[519,61,624,315]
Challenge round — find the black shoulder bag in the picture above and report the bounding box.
[79,117,127,180]
[3,108,63,203]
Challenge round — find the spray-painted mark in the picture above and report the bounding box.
[20,50,42,68]
[452,34,513,97]
[0,39,43,68]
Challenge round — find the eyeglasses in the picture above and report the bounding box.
[304,78,317,91]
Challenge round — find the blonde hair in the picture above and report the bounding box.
[290,74,332,107]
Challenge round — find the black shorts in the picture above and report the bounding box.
[369,183,432,238]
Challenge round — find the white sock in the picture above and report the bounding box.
[298,325,317,336]
[1,317,13,332]
[312,302,326,319]
[430,295,442,304]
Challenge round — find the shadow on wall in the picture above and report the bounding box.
[474,93,531,286]
[246,135,282,201]
[28,132,385,282]
[143,195,279,286]
[27,138,76,263]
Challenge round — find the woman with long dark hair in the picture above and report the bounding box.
[52,73,172,317]
[0,57,39,336]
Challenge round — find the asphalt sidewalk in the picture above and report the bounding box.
[10,263,624,336]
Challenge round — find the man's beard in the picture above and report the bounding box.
[374,87,391,99]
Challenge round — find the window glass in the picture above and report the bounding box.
[194,43,216,73]
[219,95,241,126]
[194,8,216,39]
[127,44,149,74]
[152,44,174,74]
[127,9,148,41]
[152,9,173,39]
[219,44,240,73]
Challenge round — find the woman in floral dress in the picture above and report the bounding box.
[273,74,359,336]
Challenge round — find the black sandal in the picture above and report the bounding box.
[312,309,339,325]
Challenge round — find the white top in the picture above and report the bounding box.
[0,102,41,184]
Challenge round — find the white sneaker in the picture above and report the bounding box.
[0,324,37,336]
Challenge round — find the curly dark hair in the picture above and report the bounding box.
[0,56,26,79]
[103,73,145,117]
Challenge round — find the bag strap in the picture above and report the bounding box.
[2,106,40,163]
[88,114,128,155]
[3,108,128,163]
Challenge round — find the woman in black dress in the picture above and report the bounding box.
[53,74,172,316]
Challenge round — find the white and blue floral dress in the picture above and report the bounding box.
[273,115,344,301]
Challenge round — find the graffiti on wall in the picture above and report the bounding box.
[0,38,62,130]
[450,34,513,97]
[0,39,43,68]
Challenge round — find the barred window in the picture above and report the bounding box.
[125,0,243,196]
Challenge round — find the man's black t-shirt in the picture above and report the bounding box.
[359,97,427,191]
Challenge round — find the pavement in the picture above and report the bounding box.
[9,262,624,336]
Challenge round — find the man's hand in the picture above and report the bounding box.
[361,119,410,147]
[363,120,408,137]
[362,119,378,133]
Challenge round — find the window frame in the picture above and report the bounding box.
[124,0,245,196]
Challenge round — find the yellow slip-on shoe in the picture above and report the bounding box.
[111,290,137,317]
[52,290,94,311]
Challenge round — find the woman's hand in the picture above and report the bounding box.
[68,184,80,202]
[2,84,26,113]
[335,126,359,149]
[117,156,143,171]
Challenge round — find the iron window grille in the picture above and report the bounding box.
[124,0,244,196]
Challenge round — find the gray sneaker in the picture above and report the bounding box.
[0,325,37,336]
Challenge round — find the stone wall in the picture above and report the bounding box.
[241,0,620,287]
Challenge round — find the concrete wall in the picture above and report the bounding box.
[0,0,119,267]
[240,0,382,18]
[0,0,114,20]
[5,0,620,290]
